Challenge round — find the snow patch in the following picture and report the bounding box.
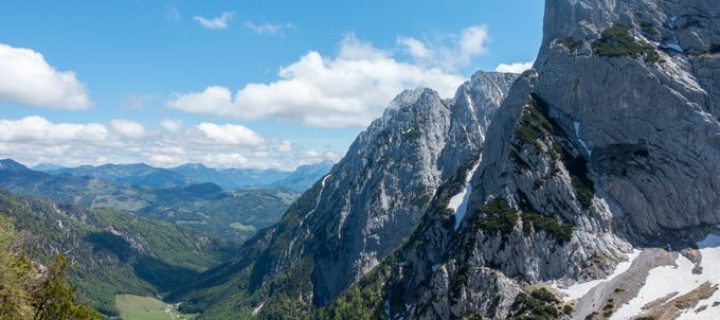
[660,41,684,53]
[449,157,482,231]
[574,121,592,156]
[612,234,720,319]
[252,302,264,315]
[466,92,475,114]
[556,249,641,301]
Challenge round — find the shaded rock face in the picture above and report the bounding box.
[538,0,720,238]
[251,72,517,306]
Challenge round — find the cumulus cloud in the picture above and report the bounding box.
[110,119,145,139]
[167,33,465,127]
[0,116,107,143]
[0,43,92,109]
[396,25,490,71]
[195,123,265,146]
[243,21,295,36]
[160,119,182,133]
[396,37,432,59]
[193,12,234,30]
[0,116,340,170]
[495,61,534,73]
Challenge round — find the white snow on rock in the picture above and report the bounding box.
[556,249,641,301]
[574,121,592,156]
[612,234,720,320]
[449,157,482,230]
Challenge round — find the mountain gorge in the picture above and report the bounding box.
[169,0,720,319]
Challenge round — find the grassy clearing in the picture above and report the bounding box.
[115,295,194,320]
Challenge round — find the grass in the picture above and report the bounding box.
[115,295,195,320]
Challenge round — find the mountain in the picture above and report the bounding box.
[169,71,517,319]
[0,190,228,317]
[47,163,191,189]
[139,184,300,239]
[32,162,67,171]
[320,1,720,319]
[267,161,334,192]
[0,162,298,241]
[170,0,720,319]
[0,159,151,211]
[43,161,333,192]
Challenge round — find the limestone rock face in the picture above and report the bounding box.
[201,71,517,310]
[355,1,720,319]
[537,0,720,237]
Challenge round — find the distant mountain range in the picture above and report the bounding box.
[33,160,334,192]
[0,158,301,241]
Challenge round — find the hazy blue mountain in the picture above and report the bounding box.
[47,163,190,189]
[267,161,334,192]
[31,162,67,171]
[0,160,299,241]
[39,161,332,192]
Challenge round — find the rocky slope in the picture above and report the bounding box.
[321,0,720,319]
[171,71,517,319]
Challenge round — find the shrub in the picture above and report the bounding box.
[475,199,518,235]
[592,25,660,63]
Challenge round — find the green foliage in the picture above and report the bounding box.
[474,198,519,235]
[319,263,390,320]
[0,191,227,316]
[522,212,573,244]
[592,25,660,63]
[0,217,101,320]
[508,288,564,320]
[32,256,103,320]
[512,98,559,160]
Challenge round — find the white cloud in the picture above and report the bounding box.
[395,25,490,72]
[160,120,182,133]
[0,116,339,170]
[396,36,431,59]
[0,116,107,143]
[110,119,145,139]
[193,12,234,30]
[243,21,295,36]
[166,86,234,116]
[495,61,534,74]
[459,26,489,57]
[196,123,265,146]
[277,141,292,153]
[167,33,465,127]
[0,43,92,109]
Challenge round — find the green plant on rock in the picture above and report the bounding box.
[592,25,660,63]
[474,198,519,235]
[522,212,573,244]
[508,288,564,320]
[558,37,583,52]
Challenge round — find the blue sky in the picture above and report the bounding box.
[0,0,544,169]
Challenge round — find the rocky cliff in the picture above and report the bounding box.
[322,0,720,319]
[170,71,517,319]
